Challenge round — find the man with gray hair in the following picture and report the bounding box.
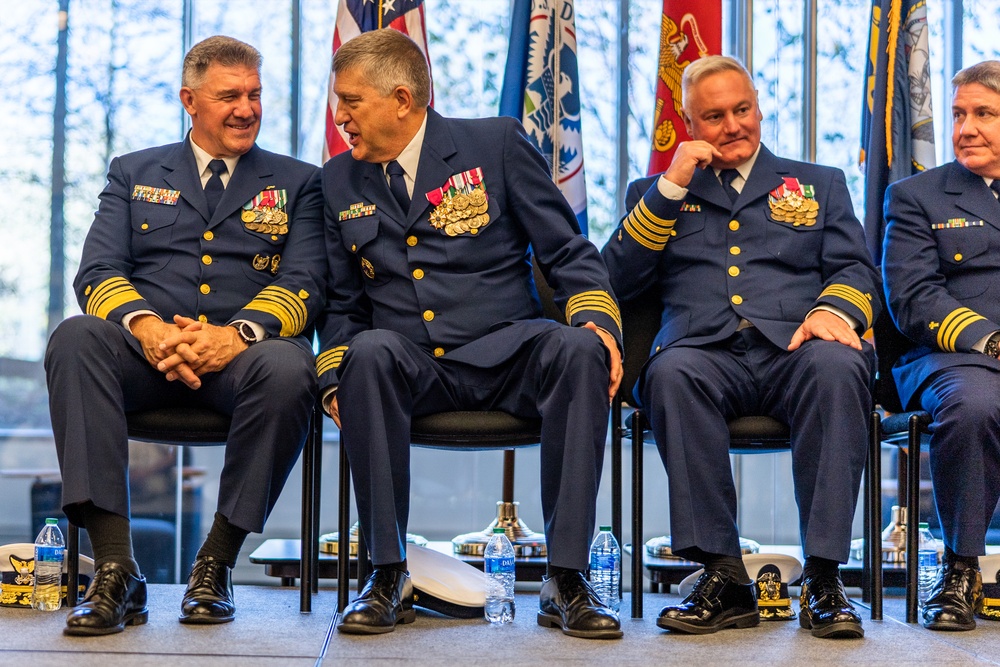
[603,55,878,638]
[317,28,623,639]
[883,59,1000,632]
[45,35,325,635]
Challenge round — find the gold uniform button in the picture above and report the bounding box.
[199,284,210,294]
[729,220,740,231]
[954,253,963,262]
[299,289,309,299]
[730,246,741,255]
[728,266,740,277]
[197,314,208,323]
[731,295,743,305]
[412,268,425,280]
[433,347,445,357]
[423,310,435,322]
[202,255,212,265]
[351,244,357,252]
[406,236,418,247]
[203,231,214,241]
[271,235,278,241]
[141,223,149,230]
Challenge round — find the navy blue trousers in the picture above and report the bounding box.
[917,364,1000,556]
[336,324,611,570]
[44,315,316,533]
[639,328,873,563]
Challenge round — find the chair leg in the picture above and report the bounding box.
[67,522,80,607]
[631,410,644,619]
[905,414,922,623]
[867,411,883,620]
[300,410,316,613]
[611,402,622,604]
[337,436,351,613]
[312,412,323,595]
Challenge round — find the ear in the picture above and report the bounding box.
[393,85,415,119]
[179,87,197,116]
[681,110,694,136]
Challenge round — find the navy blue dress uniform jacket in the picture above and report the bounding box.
[883,160,1000,408]
[316,108,622,384]
[48,138,325,533]
[75,140,325,346]
[603,145,879,383]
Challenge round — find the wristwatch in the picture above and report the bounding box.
[984,332,1000,359]
[229,321,258,346]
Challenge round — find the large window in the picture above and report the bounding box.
[4,0,1000,576]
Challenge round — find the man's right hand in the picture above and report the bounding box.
[662,140,723,189]
[326,394,341,428]
[129,314,201,389]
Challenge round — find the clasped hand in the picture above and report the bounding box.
[132,314,247,390]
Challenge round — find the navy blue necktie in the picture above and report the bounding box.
[205,159,227,218]
[991,179,1000,204]
[720,169,740,204]
[386,160,410,213]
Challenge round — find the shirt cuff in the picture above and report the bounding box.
[229,319,267,343]
[321,386,337,415]
[656,175,689,201]
[807,305,859,331]
[123,310,160,334]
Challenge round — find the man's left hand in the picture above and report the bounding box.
[788,310,862,351]
[584,322,623,401]
[156,315,248,380]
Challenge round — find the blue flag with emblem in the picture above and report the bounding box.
[860,0,936,267]
[499,0,588,236]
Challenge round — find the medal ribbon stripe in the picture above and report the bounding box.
[623,200,675,251]
[244,285,308,337]
[937,307,986,352]
[565,291,622,331]
[818,284,874,329]
[86,277,144,319]
[316,345,348,376]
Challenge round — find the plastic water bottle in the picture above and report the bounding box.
[589,525,621,613]
[917,522,939,607]
[483,527,515,625]
[32,518,65,611]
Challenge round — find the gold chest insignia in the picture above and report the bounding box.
[361,257,375,279]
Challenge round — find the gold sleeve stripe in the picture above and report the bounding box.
[623,200,675,251]
[316,346,348,377]
[937,307,986,352]
[566,291,622,331]
[245,286,307,337]
[86,277,143,319]
[818,284,873,329]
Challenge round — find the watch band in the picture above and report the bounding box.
[984,332,1000,359]
[229,321,258,346]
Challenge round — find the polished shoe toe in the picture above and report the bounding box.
[537,570,623,639]
[64,562,148,637]
[923,562,982,632]
[798,573,864,639]
[179,556,235,624]
[337,568,416,635]
[655,570,759,634]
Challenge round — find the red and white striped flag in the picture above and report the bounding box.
[323,0,433,162]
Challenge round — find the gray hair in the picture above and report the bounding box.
[333,29,431,109]
[681,55,754,112]
[182,36,261,89]
[953,60,1000,97]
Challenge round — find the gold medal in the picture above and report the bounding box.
[468,189,486,207]
[242,210,256,223]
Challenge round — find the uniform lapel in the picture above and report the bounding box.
[407,109,458,232]
[359,161,401,225]
[735,145,786,213]
[162,141,209,221]
[211,145,272,229]
[948,161,1000,230]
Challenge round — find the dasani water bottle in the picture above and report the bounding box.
[32,518,65,611]
[917,522,939,607]
[483,527,515,624]
[589,525,621,613]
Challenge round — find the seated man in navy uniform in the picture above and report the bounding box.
[316,29,623,639]
[883,60,1000,632]
[44,36,325,635]
[602,56,878,639]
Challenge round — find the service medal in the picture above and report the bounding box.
[767,178,819,227]
[424,167,491,237]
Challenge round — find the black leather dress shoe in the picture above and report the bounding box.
[798,572,864,638]
[657,570,759,634]
[923,561,982,631]
[338,568,416,635]
[537,570,623,639]
[179,556,235,624]
[64,562,148,636]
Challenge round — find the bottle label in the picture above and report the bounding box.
[590,553,619,570]
[484,556,514,574]
[35,545,64,563]
[917,550,938,567]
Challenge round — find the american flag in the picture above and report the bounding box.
[323,0,433,162]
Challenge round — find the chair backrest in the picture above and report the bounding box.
[617,288,663,407]
[871,307,915,414]
[531,257,568,326]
